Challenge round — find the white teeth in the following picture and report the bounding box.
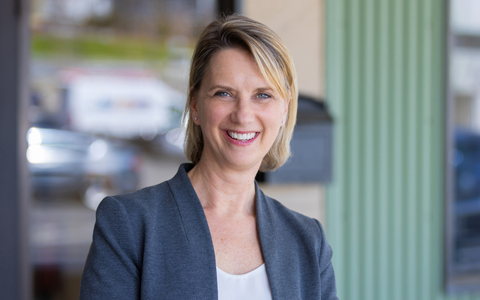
[228,131,256,141]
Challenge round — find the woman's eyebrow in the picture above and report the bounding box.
[207,85,234,92]
[206,85,274,93]
[255,87,274,92]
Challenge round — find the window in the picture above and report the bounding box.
[446,0,480,292]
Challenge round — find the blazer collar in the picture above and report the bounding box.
[255,182,290,299]
[167,163,218,298]
[168,163,287,298]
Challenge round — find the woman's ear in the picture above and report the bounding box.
[190,93,200,125]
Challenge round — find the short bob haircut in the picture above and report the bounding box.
[183,14,298,172]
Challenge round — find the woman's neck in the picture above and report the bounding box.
[187,157,259,217]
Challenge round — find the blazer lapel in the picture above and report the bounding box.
[167,164,218,299]
[256,183,292,299]
[167,164,294,299]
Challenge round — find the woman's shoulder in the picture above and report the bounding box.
[256,186,334,279]
[99,181,172,214]
[97,163,194,218]
[256,186,327,244]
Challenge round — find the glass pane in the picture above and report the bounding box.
[29,0,215,298]
[450,0,480,284]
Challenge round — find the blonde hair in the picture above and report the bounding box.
[183,14,298,172]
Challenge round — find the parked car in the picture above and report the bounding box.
[27,127,141,209]
[453,129,480,269]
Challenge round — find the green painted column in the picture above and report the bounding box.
[326,0,480,299]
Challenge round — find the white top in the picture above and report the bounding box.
[216,264,273,300]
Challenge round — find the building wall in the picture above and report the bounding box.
[243,0,324,98]
[325,0,480,299]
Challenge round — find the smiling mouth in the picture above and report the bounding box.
[227,131,258,141]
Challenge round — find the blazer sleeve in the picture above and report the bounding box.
[315,219,339,300]
[80,196,141,300]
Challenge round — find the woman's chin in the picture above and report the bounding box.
[215,155,263,173]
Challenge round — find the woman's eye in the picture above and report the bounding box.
[257,93,271,99]
[215,91,230,97]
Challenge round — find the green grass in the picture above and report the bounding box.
[32,34,171,61]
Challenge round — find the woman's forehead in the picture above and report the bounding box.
[201,48,277,91]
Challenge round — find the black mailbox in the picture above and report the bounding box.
[258,95,333,184]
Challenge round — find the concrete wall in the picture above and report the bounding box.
[243,0,325,99]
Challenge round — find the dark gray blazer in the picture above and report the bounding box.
[80,163,337,299]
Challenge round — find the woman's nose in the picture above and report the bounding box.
[231,97,255,124]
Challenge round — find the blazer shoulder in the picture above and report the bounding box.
[261,192,334,273]
[97,181,176,221]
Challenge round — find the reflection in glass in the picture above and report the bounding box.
[29,0,214,298]
[450,0,480,283]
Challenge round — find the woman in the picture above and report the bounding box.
[80,14,337,299]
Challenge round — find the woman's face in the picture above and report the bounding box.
[191,48,289,172]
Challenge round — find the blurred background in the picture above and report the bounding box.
[23,0,331,299]
[2,0,480,299]
[27,1,209,298]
